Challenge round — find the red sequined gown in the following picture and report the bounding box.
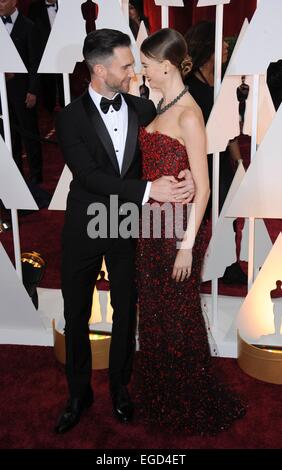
[134,127,246,435]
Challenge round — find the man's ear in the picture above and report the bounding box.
[93,63,106,78]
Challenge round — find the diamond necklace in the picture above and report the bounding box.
[156,85,189,115]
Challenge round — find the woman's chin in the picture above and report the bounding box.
[148,82,157,90]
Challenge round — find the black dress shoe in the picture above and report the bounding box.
[111,385,134,423]
[54,389,94,434]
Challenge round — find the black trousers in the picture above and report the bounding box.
[8,96,42,181]
[61,201,137,398]
[40,74,64,112]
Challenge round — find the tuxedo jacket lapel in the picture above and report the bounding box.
[41,1,52,32]
[82,92,120,175]
[10,13,21,42]
[121,96,138,178]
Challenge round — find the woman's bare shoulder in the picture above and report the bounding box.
[178,99,205,132]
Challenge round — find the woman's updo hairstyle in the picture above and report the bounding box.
[141,28,192,79]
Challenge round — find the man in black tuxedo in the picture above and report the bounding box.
[28,0,64,113]
[54,28,194,434]
[0,0,43,183]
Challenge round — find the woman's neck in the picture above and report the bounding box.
[160,76,186,106]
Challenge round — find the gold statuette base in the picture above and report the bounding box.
[238,332,282,384]
[52,319,111,370]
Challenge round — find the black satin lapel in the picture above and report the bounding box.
[82,92,120,175]
[42,4,52,31]
[10,12,21,40]
[121,103,138,178]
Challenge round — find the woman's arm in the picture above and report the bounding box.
[180,108,210,245]
[172,108,210,282]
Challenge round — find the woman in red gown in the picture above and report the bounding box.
[134,28,246,435]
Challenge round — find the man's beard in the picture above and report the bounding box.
[106,79,131,95]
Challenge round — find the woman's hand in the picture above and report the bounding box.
[175,169,195,204]
[172,248,193,282]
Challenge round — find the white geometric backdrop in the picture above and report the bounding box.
[1,0,282,356]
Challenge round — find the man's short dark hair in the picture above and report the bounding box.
[83,28,131,74]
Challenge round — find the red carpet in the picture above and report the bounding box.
[0,345,281,449]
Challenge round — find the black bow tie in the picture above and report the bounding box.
[46,2,57,9]
[1,15,12,24]
[100,94,122,114]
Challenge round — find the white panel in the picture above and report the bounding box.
[203,293,243,358]
[207,74,275,153]
[121,0,129,19]
[0,20,27,72]
[0,283,240,356]
[240,219,273,270]
[206,75,241,153]
[48,165,72,210]
[243,74,275,145]
[95,0,141,71]
[132,21,162,105]
[0,243,45,334]
[155,0,184,6]
[39,0,140,73]
[203,162,272,281]
[0,135,38,210]
[197,0,230,5]
[38,0,85,73]
[37,287,63,330]
[128,22,148,98]
[202,162,245,282]
[206,20,248,153]
[226,102,282,218]
[0,328,52,345]
[227,0,282,75]
[236,233,282,345]
[136,20,148,49]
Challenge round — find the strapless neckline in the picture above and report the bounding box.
[140,126,186,149]
[139,125,189,180]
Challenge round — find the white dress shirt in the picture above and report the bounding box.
[2,9,18,34]
[88,85,151,204]
[45,1,57,28]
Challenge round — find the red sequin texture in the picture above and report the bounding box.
[133,127,246,435]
